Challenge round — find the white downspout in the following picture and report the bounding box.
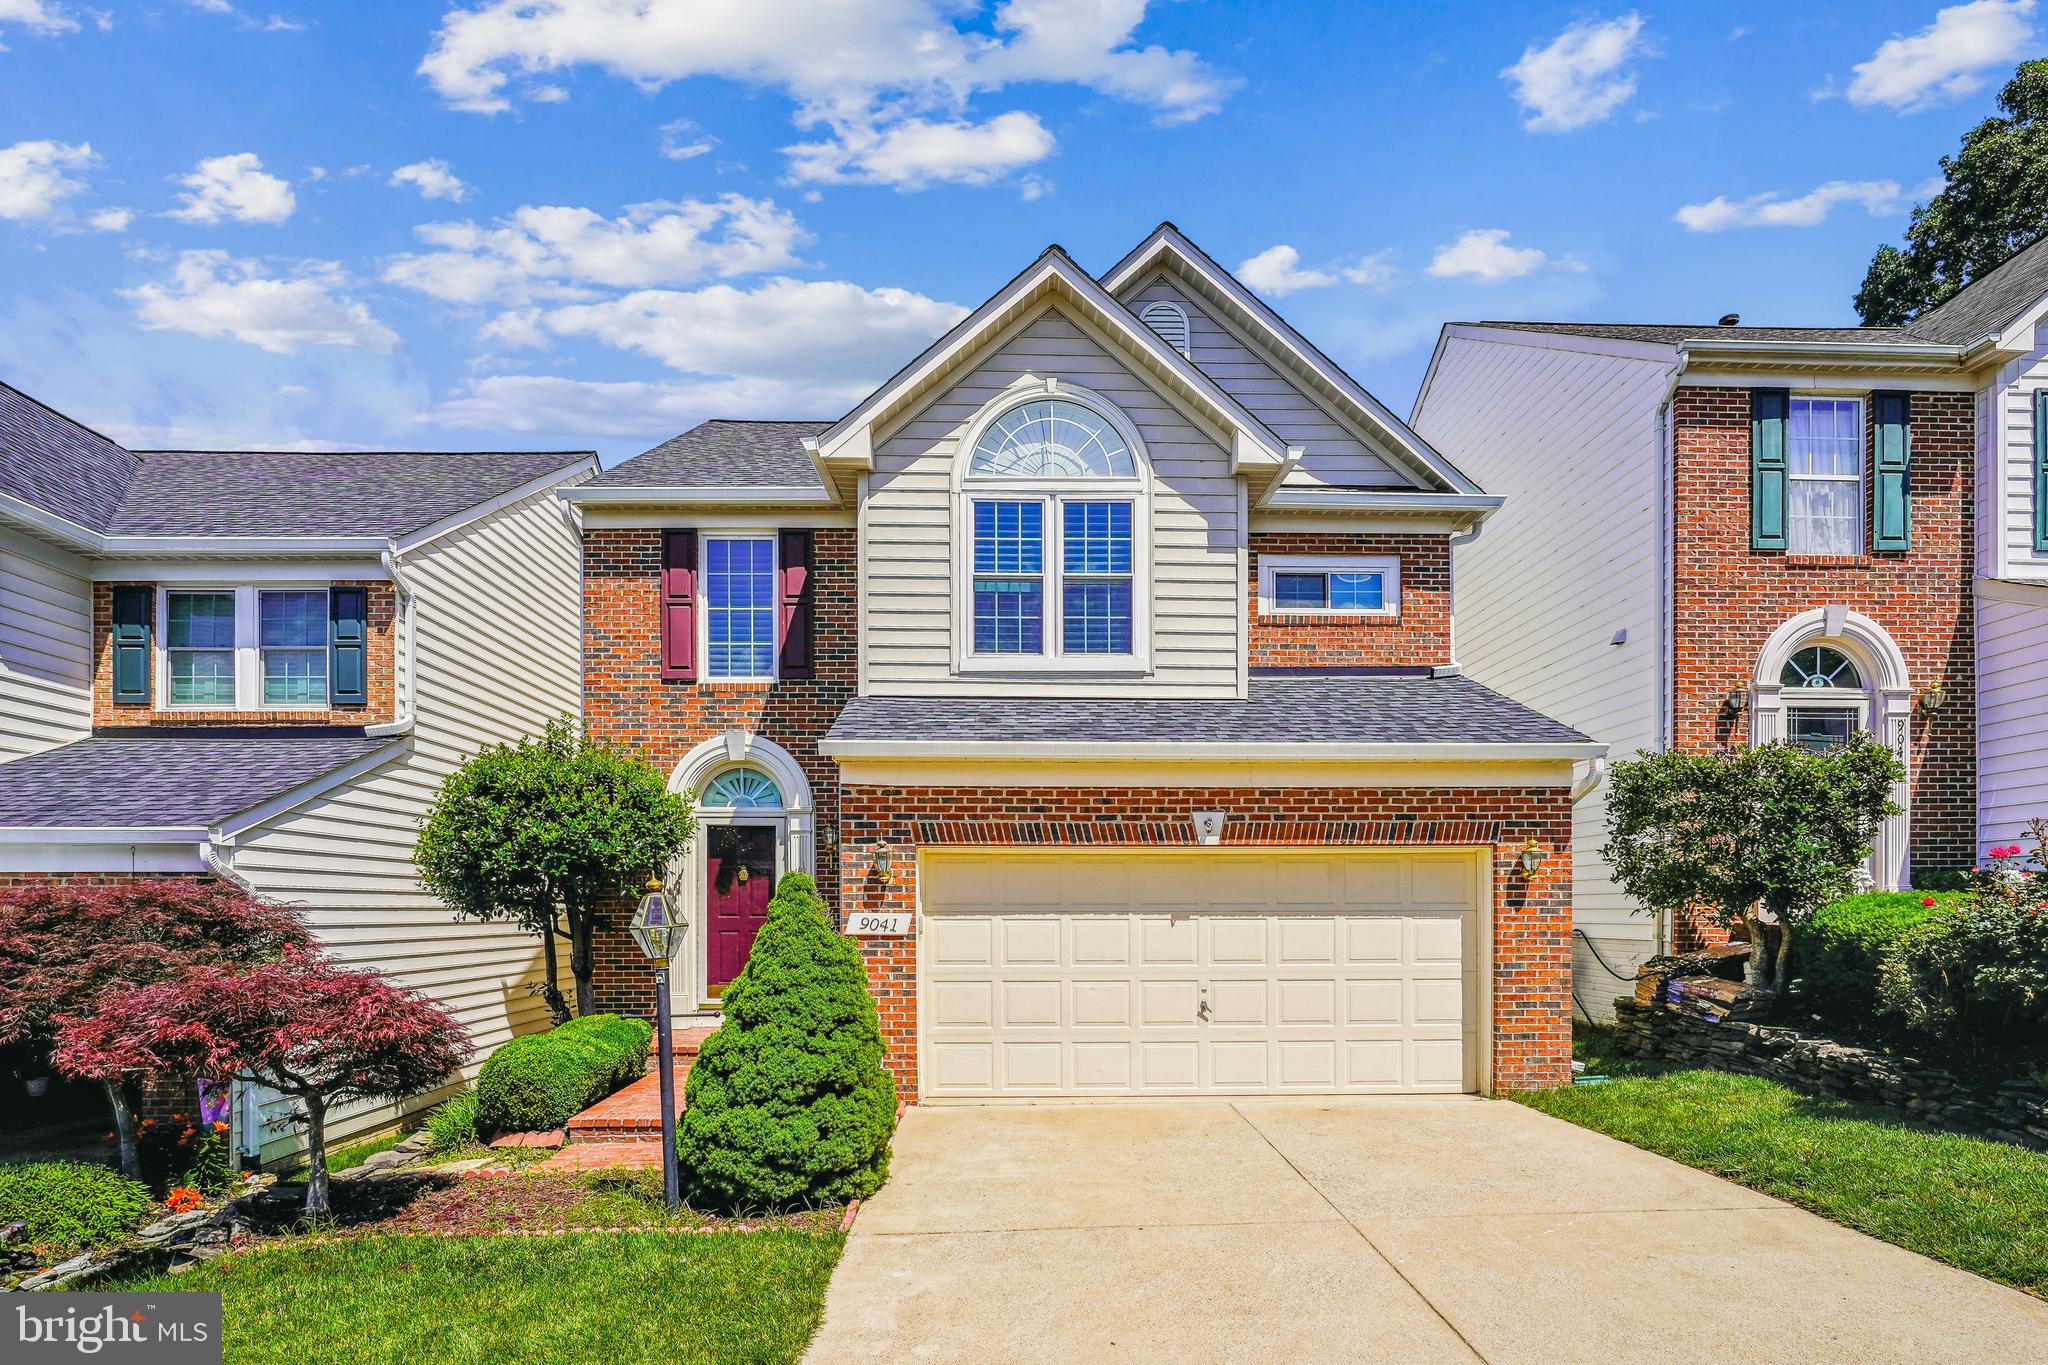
[1443,515,1486,674]
[1570,756,1608,804]
[365,542,418,739]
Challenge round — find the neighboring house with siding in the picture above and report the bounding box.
[0,380,594,1160]
[1411,237,2048,1021]
[568,225,1604,1103]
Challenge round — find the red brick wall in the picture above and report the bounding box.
[835,784,1576,1097]
[582,526,856,1016]
[1669,386,1976,943]
[94,581,397,728]
[1248,532,1453,668]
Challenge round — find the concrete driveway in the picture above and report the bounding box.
[805,1097,2048,1364]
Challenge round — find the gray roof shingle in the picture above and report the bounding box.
[1462,321,1926,347]
[0,382,142,530]
[0,733,400,828]
[587,420,832,490]
[824,673,1594,749]
[1903,235,2048,345]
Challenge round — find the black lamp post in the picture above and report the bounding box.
[628,873,682,1211]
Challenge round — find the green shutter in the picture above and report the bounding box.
[329,586,367,707]
[2035,389,2048,553]
[1750,388,1789,551]
[1873,390,1911,552]
[110,585,152,704]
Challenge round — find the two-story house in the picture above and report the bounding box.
[566,225,1604,1102]
[0,380,594,1159]
[1411,238,2048,1020]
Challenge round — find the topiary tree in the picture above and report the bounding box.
[0,880,314,1179]
[1604,737,1902,992]
[416,715,694,1020]
[56,953,471,1216]
[678,872,895,1210]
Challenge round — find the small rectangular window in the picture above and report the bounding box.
[166,591,236,706]
[1787,397,1863,555]
[259,589,329,705]
[1273,572,1328,610]
[972,500,1045,654]
[1258,557,1398,617]
[704,537,778,679]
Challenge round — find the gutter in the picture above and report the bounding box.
[820,739,1607,763]
[1256,489,1505,522]
[0,825,206,844]
[557,485,840,507]
[364,543,417,740]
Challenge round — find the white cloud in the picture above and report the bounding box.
[1503,12,1652,132]
[167,152,295,225]
[535,276,966,381]
[381,194,808,305]
[1236,245,1336,298]
[87,206,132,232]
[122,250,400,354]
[1340,250,1400,290]
[0,139,95,220]
[659,118,716,161]
[1843,0,2038,110]
[418,0,1233,188]
[425,374,861,438]
[1674,179,1928,231]
[784,112,1054,188]
[0,0,77,36]
[1426,229,1577,284]
[390,158,470,202]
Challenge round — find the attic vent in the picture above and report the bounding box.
[1718,312,1741,327]
[1138,300,1190,355]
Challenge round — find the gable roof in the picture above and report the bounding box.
[587,420,831,491]
[1100,224,1483,496]
[1903,235,2048,345]
[0,379,594,549]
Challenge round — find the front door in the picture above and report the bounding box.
[706,825,778,993]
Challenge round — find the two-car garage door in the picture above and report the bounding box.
[919,849,1483,1099]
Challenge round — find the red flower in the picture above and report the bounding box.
[212,1120,229,1133]
[1921,897,1936,907]
[1989,847,2015,861]
[163,1187,203,1213]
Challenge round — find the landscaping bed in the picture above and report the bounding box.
[1517,1028,2048,1299]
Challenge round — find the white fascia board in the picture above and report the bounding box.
[1101,227,1484,496]
[0,492,107,552]
[800,435,849,505]
[91,559,388,583]
[210,738,410,844]
[580,506,856,529]
[0,825,208,843]
[97,535,392,556]
[0,838,209,874]
[396,456,597,553]
[1257,489,1505,522]
[819,738,1608,763]
[556,485,839,507]
[1678,338,1968,367]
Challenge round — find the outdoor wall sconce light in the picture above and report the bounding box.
[1916,683,1946,718]
[870,846,894,880]
[1516,841,1546,877]
[1721,688,1748,720]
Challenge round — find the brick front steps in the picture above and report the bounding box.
[560,1026,718,1144]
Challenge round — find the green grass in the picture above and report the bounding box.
[282,1131,406,1179]
[106,1229,845,1365]
[1516,1028,2048,1298]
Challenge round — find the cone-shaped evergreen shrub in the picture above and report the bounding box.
[679,872,896,1209]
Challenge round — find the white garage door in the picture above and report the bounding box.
[919,849,1482,1099]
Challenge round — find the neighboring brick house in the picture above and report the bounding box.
[0,380,595,1161]
[566,225,1603,1101]
[1412,238,2048,1019]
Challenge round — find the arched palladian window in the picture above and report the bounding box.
[957,388,1147,667]
[700,767,783,809]
[1778,645,1867,752]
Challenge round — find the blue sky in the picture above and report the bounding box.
[0,1,2039,464]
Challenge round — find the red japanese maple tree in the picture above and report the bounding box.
[0,880,314,1177]
[57,955,471,1215]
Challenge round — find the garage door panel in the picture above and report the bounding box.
[921,852,1480,1099]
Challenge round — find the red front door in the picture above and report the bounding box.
[706,825,777,992]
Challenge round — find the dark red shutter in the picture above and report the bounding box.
[778,529,815,679]
[660,529,696,682]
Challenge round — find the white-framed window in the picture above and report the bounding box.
[701,533,778,681]
[159,585,330,711]
[1788,396,1864,556]
[955,389,1149,671]
[1256,555,1400,618]
[1780,643,1867,751]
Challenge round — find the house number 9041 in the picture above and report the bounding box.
[846,912,912,937]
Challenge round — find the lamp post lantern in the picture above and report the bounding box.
[629,873,682,1211]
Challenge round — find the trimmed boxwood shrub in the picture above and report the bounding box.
[679,872,895,1210]
[1800,891,1964,1027]
[475,1012,651,1134]
[0,1161,154,1253]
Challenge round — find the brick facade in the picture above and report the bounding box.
[1248,532,1453,669]
[1669,385,1976,945]
[93,581,398,728]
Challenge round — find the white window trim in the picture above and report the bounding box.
[157,584,331,712]
[698,530,779,684]
[1256,554,1400,618]
[1787,393,1866,557]
[950,380,1153,676]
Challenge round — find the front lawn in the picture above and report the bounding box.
[108,1228,844,1365]
[1516,1028,2048,1298]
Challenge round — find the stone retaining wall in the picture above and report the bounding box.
[1611,998,2048,1152]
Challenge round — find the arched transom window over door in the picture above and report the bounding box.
[700,767,783,809]
[957,390,1149,670]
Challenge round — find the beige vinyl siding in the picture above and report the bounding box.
[1977,580,2048,860]
[228,479,585,1159]
[1989,325,2048,581]
[1413,330,1672,1023]
[864,303,1242,698]
[1125,277,1408,490]
[0,536,93,761]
